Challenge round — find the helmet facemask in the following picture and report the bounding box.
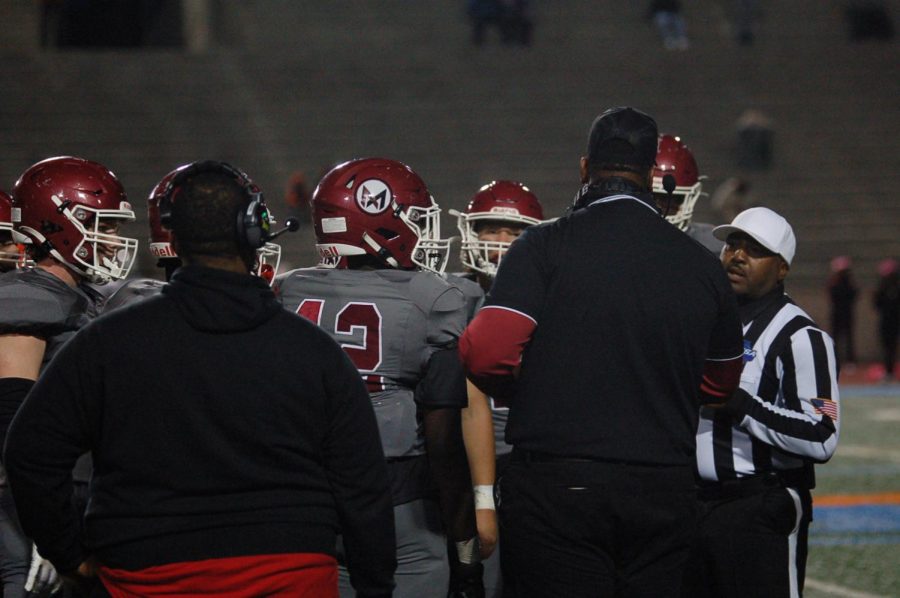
[40,196,138,284]
[652,179,703,232]
[402,199,451,274]
[255,241,282,284]
[454,211,540,278]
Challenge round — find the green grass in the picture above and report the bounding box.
[804,389,900,598]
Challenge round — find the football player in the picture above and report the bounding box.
[275,158,482,598]
[451,180,546,597]
[0,156,137,597]
[653,134,724,253]
[453,180,545,291]
[104,162,285,312]
[0,191,25,272]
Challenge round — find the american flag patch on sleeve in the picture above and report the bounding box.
[811,398,838,421]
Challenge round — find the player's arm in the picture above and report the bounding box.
[724,327,840,462]
[460,227,548,399]
[461,379,497,559]
[416,346,483,595]
[0,334,46,450]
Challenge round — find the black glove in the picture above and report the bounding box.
[448,561,484,598]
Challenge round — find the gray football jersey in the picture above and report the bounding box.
[687,222,725,255]
[445,273,513,455]
[0,268,100,368]
[0,267,103,483]
[276,267,467,457]
[103,278,166,312]
[446,273,485,323]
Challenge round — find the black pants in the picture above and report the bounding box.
[682,479,812,598]
[498,452,698,597]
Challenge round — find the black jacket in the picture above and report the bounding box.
[4,266,395,595]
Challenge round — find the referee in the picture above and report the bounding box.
[683,207,840,597]
[459,106,744,597]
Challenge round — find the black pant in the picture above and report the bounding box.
[498,452,698,597]
[682,478,812,598]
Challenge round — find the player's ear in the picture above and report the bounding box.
[580,157,589,184]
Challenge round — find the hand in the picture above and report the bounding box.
[475,509,498,559]
[25,544,62,596]
[77,557,99,578]
[448,561,485,598]
[448,537,484,598]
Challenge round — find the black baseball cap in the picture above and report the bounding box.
[586,107,659,169]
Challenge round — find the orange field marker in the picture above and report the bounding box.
[815,492,900,506]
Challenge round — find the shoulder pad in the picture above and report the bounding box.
[408,271,466,314]
[0,269,86,336]
[103,278,166,312]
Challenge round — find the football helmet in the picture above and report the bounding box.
[311,158,450,273]
[12,156,137,283]
[147,163,282,282]
[0,190,25,270]
[452,180,544,277]
[652,134,703,231]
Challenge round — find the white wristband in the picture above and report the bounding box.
[474,484,495,510]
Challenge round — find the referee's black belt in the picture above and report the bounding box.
[697,473,782,501]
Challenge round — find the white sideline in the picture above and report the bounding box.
[805,578,889,598]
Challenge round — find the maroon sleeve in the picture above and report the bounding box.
[459,306,536,400]
[699,356,743,405]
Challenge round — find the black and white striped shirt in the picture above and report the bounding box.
[696,286,840,488]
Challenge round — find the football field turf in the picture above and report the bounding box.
[804,383,900,598]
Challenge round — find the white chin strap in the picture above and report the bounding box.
[362,232,400,268]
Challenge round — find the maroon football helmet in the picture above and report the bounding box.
[452,180,544,277]
[311,158,450,272]
[652,135,703,231]
[147,163,282,281]
[12,156,137,283]
[0,190,25,270]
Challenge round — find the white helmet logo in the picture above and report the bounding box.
[356,179,392,215]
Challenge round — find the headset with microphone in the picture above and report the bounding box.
[660,173,677,218]
[159,160,298,250]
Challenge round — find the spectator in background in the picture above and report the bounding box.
[735,0,759,45]
[468,0,533,46]
[874,259,900,381]
[711,177,754,224]
[649,0,689,50]
[284,170,311,224]
[827,255,859,367]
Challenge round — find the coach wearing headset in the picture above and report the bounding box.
[4,163,395,598]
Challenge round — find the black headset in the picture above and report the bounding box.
[158,160,270,250]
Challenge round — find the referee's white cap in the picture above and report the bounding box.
[713,207,796,265]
